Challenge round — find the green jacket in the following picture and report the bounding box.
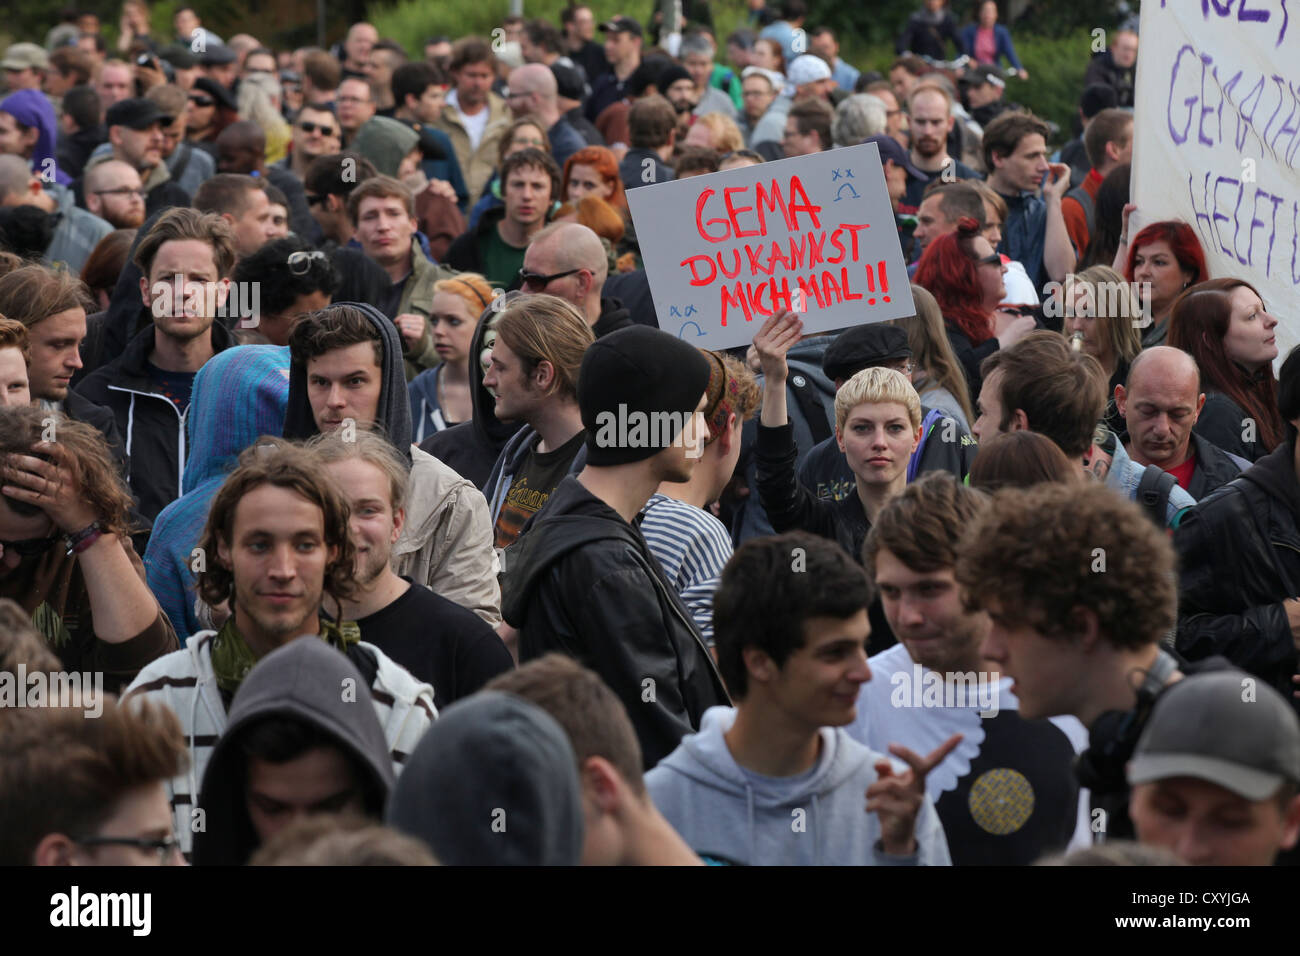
[397,237,458,381]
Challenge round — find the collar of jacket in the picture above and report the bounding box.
[440,93,510,133]
[110,317,235,386]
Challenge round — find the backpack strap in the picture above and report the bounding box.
[1137,464,1177,527]
[1065,182,1095,236]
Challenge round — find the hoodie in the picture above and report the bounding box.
[1,90,71,185]
[284,302,501,623]
[646,706,951,866]
[191,637,396,866]
[386,690,583,865]
[144,345,291,645]
[419,301,523,488]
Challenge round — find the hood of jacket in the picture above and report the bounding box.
[1,90,68,185]
[386,690,583,865]
[592,296,632,338]
[192,636,396,865]
[465,295,524,448]
[500,474,639,624]
[283,301,413,462]
[183,345,291,492]
[351,116,420,178]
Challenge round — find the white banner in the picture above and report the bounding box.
[625,143,915,351]
[1133,1,1300,358]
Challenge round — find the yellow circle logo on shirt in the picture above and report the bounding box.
[968,768,1035,835]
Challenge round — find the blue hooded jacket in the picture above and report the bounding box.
[143,345,292,644]
[0,90,71,185]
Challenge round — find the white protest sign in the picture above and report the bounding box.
[625,143,915,350]
[1133,1,1300,358]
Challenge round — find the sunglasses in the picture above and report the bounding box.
[975,251,1002,266]
[287,250,327,275]
[0,533,59,557]
[188,95,214,107]
[517,267,581,290]
[298,121,337,136]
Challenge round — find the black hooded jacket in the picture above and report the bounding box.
[282,302,413,462]
[592,296,633,338]
[501,475,730,769]
[1175,434,1300,715]
[192,637,396,866]
[419,301,522,488]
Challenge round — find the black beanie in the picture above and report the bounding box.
[580,326,711,466]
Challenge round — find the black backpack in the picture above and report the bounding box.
[1136,463,1177,528]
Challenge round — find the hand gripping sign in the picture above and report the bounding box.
[626,142,915,350]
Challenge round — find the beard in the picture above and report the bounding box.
[355,546,391,588]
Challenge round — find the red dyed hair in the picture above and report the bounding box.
[1124,220,1208,286]
[1167,277,1282,452]
[561,146,627,212]
[913,224,993,346]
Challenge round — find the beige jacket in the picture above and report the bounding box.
[431,92,511,206]
[398,237,458,381]
[393,446,501,625]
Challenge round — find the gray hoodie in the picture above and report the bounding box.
[191,637,398,866]
[645,706,951,866]
[386,691,583,865]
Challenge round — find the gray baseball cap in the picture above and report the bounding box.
[1127,670,1300,801]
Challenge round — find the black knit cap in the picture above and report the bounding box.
[580,326,711,466]
[823,324,912,382]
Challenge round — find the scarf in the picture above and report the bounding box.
[210,614,360,696]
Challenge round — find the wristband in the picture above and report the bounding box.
[65,521,104,555]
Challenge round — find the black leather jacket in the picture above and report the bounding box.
[1175,435,1300,714]
[501,476,730,768]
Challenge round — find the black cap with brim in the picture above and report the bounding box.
[159,44,199,69]
[823,324,912,382]
[191,77,237,111]
[105,97,170,130]
[599,16,643,38]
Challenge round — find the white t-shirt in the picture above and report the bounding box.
[447,89,490,151]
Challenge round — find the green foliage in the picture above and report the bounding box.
[1008,29,1092,141]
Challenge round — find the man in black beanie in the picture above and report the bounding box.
[501,325,730,768]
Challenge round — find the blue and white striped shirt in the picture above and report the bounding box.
[639,493,733,646]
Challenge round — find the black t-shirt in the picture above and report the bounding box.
[354,578,514,711]
[493,429,586,549]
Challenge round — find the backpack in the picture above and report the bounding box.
[1136,463,1177,528]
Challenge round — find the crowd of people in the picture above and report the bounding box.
[0,0,1297,871]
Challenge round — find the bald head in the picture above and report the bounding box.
[0,156,32,203]
[216,120,266,175]
[508,64,559,121]
[523,222,607,320]
[1118,346,1205,469]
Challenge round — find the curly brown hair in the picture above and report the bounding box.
[196,438,356,611]
[954,482,1176,651]
[0,407,135,539]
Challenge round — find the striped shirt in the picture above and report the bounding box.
[639,493,733,646]
[125,631,437,855]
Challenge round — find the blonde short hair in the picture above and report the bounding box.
[834,366,922,434]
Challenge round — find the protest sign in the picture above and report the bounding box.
[1133,1,1300,357]
[625,143,915,350]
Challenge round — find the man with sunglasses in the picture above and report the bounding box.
[283,106,342,182]
[520,222,633,338]
[445,146,559,288]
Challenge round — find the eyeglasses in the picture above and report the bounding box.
[93,187,146,199]
[517,267,581,290]
[0,533,60,557]
[188,95,214,107]
[287,250,327,274]
[298,121,337,136]
[75,834,181,864]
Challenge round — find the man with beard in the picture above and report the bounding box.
[314,428,512,710]
[659,64,701,141]
[83,160,146,230]
[75,208,238,537]
[900,84,980,215]
[853,474,1088,864]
